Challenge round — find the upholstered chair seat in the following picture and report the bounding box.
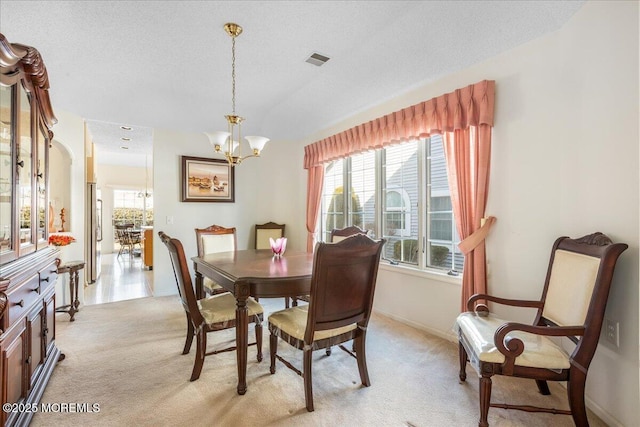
[269,305,357,342]
[456,312,570,370]
[198,294,263,326]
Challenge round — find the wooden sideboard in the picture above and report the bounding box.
[0,33,62,426]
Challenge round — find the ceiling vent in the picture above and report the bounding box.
[305,52,330,67]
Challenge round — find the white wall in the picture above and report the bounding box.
[152,129,306,296]
[49,140,71,232]
[50,110,86,305]
[296,2,638,425]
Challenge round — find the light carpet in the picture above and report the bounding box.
[31,296,607,427]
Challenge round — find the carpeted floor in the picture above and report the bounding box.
[31,296,607,427]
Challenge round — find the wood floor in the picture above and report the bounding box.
[83,251,153,306]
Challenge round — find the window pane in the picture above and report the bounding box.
[321,159,344,242]
[427,134,462,272]
[348,151,376,237]
[113,189,150,228]
[382,141,418,264]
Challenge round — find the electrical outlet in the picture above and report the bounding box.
[166,216,174,225]
[604,317,619,347]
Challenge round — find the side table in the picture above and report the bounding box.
[55,260,85,321]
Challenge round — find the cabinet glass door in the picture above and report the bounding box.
[18,84,33,251]
[36,123,48,246]
[0,84,13,257]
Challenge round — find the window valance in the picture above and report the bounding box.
[304,80,495,169]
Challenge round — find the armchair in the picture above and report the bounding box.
[455,232,627,427]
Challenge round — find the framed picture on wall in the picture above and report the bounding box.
[181,156,235,202]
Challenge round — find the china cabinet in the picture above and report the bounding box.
[0,33,61,427]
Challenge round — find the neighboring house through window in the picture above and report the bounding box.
[318,134,463,274]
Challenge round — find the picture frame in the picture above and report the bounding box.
[181,156,235,202]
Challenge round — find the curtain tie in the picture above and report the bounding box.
[458,216,496,255]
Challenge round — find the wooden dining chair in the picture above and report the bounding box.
[330,225,368,242]
[255,221,285,249]
[293,225,369,308]
[195,224,237,298]
[115,223,141,258]
[268,234,385,411]
[455,232,627,427]
[159,231,264,381]
[254,221,291,308]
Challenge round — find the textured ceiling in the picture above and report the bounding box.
[0,1,585,166]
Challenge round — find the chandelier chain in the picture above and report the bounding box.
[231,35,236,114]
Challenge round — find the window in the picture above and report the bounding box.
[318,135,462,273]
[112,189,153,227]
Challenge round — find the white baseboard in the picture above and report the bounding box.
[373,308,458,343]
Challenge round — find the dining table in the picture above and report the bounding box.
[192,249,314,395]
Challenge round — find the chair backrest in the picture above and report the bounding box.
[115,223,133,240]
[537,232,627,367]
[330,225,368,243]
[255,222,285,249]
[158,231,204,325]
[195,224,237,257]
[304,234,385,343]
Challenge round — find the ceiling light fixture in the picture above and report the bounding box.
[205,23,268,167]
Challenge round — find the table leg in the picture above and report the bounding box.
[195,271,204,299]
[235,283,250,395]
[68,269,78,321]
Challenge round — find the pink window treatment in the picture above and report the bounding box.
[303,81,495,309]
[443,126,496,311]
[305,166,324,252]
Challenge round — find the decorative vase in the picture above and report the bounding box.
[269,237,287,258]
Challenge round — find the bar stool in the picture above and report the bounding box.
[55,260,85,321]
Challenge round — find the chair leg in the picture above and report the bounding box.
[567,369,589,427]
[325,347,332,356]
[255,320,263,362]
[183,314,194,354]
[355,333,370,387]
[303,347,314,412]
[285,297,290,308]
[535,379,550,395]
[479,374,492,427]
[458,342,468,382]
[190,329,206,381]
[269,332,278,374]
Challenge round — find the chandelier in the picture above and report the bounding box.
[205,23,269,167]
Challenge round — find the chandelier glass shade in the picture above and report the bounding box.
[206,23,268,166]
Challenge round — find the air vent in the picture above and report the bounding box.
[305,52,330,67]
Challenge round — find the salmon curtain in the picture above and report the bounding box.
[304,81,495,304]
[305,166,324,252]
[444,126,496,311]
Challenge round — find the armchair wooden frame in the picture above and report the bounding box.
[195,224,237,298]
[457,232,627,427]
[159,231,263,382]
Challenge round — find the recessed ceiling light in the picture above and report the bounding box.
[121,137,131,141]
[120,126,132,131]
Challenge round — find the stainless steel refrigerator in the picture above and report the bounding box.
[86,182,102,283]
